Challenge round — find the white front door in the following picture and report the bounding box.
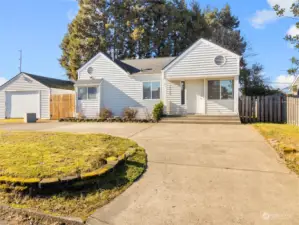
[6,91,40,118]
[186,80,205,114]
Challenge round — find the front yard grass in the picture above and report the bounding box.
[254,123,299,175]
[0,131,136,178]
[0,131,147,220]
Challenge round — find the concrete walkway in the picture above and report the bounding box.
[1,122,299,225]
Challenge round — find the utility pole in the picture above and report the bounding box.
[19,50,22,73]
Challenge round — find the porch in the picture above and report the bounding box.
[164,76,239,116]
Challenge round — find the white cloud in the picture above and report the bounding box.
[250,10,278,29]
[287,25,299,36]
[273,74,295,89]
[0,77,7,86]
[250,0,296,29]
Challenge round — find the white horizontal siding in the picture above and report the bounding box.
[206,100,234,115]
[165,80,187,115]
[0,74,50,119]
[0,92,5,119]
[77,99,99,118]
[50,88,74,95]
[76,86,100,118]
[165,40,239,77]
[78,54,162,119]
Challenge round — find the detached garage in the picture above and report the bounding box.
[0,72,74,119]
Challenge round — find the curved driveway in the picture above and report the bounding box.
[1,122,299,225]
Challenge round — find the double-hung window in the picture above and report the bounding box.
[208,80,234,100]
[143,82,160,100]
[78,87,97,100]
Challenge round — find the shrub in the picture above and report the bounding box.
[152,101,164,121]
[99,108,112,120]
[123,107,138,120]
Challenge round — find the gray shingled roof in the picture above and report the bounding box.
[24,73,74,90]
[120,57,176,75]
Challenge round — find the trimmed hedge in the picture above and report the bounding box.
[0,148,138,196]
[59,117,155,123]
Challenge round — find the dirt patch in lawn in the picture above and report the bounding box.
[0,131,136,178]
[254,123,299,175]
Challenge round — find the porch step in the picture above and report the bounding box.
[160,115,241,124]
[163,115,239,121]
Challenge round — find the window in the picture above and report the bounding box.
[181,81,185,105]
[208,80,233,100]
[214,55,226,66]
[88,87,97,99]
[143,82,160,100]
[87,67,94,75]
[78,87,97,100]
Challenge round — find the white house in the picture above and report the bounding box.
[0,72,74,119]
[75,38,241,118]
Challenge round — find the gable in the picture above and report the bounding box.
[78,53,128,80]
[164,39,240,78]
[0,73,49,91]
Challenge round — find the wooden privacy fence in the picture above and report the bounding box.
[239,95,299,125]
[50,94,75,120]
[286,96,299,126]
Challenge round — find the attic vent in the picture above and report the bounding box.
[87,67,93,75]
[214,55,226,66]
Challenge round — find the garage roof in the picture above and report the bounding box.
[24,73,74,90]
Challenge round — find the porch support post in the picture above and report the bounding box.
[234,76,239,114]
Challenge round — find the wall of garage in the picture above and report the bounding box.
[0,74,50,119]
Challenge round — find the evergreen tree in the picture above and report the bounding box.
[60,1,247,80]
[59,0,109,80]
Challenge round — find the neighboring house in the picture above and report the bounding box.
[75,38,241,118]
[291,75,299,96]
[0,72,74,119]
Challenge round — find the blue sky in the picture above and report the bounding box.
[0,0,298,89]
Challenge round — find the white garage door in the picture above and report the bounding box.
[6,91,40,118]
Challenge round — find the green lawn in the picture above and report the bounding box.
[0,131,147,220]
[0,131,138,178]
[254,123,299,174]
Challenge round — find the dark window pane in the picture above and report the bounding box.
[208,80,220,100]
[181,81,185,105]
[78,87,87,100]
[152,82,160,99]
[221,80,233,99]
[143,82,151,99]
[88,87,97,100]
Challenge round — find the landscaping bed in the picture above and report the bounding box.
[0,131,147,221]
[59,117,155,123]
[254,123,299,175]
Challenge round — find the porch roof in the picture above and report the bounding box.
[74,79,103,86]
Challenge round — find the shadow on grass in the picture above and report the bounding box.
[34,155,147,199]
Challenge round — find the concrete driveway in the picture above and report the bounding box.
[1,122,298,225]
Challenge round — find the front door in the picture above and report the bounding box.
[186,80,205,114]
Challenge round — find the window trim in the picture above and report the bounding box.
[207,79,234,100]
[142,81,161,100]
[77,86,98,101]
